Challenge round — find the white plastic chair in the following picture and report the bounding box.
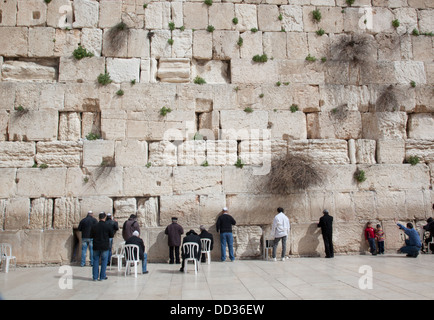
[182,242,199,274]
[109,241,125,271]
[1,243,17,273]
[200,238,211,264]
[124,244,140,278]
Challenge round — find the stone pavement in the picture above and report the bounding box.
[1,254,434,300]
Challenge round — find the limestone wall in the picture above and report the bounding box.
[0,0,433,264]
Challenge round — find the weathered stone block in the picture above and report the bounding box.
[9,109,58,141]
[288,139,350,164]
[115,140,148,167]
[83,140,115,167]
[257,4,281,31]
[4,198,30,230]
[407,113,434,140]
[220,110,269,140]
[148,141,177,166]
[193,30,213,60]
[354,139,376,164]
[29,198,53,230]
[177,140,206,166]
[17,168,67,198]
[58,112,81,141]
[0,142,35,168]
[0,27,28,56]
[405,139,434,163]
[59,56,105,83]
[183,3,208,30]
[53,197,81,229]
[106,58,141,83]
[98,0,122,28]
[209,3,235,30]
[213,31,240,60]
[157,58,190,83]
[206,140,237,166]
[307,110,362,140]
[2,60,57,82]
[0,0,17,26]
[361,112,407,140]
[0,169,17,198]
[234,225,262,258]
[173,166,222,195]
[234,4,257,32]
[36,141,82,167]
[123,167,173,196]
[17,0,47,26]
[231,58,278,84]
[72,0,99,28]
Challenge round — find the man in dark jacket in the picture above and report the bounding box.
[180,230,202,272]
[106,212,119,263]
[317,209,334,258]
[216,207,236,262]
[91,213,114,281]
[165,217,184,264]
[126,231,148,274]
[122,214,140,241]
[199,225,214,263]
[78,211,97,267]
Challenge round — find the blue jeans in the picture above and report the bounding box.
[368,238,376,254]
[92,250,109,280]
[81,238,93,267]
[220,232,234,261]
[142,253,148,273]
[400,240,421,257]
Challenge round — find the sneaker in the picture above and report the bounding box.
[281,257,285,261]
[272,258,277,262]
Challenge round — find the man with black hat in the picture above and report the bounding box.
[165,217,184,264]
[317,209,334,258]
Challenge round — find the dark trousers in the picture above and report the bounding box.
[322,233,334,258]
[169,246,180,264]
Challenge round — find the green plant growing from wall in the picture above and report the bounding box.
[407,155,420,166]
[72,44,94,60]
[305,54,317,62]
[244,107,254,113]
[207,25,215,32]
[235,158,245,169]
[160,106,172,116]
[97,71,112,85]
[392,19,400,28]
[194,76,206,84]
[312,9,322,22]
[252,54,268,62]
[354,169,366,182]
[290,104,298,112]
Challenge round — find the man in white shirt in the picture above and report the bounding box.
[271,207,290,261]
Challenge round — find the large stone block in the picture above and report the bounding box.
[0,0,17,26]
[106,58,141,83]
[9,109,58,141]
[0,27,28,56]
[173,166,222,195]
[307,110,362,140]
[2,60,58,82]
[231,58,278,84]
[123,167,173,196]
[288,139,350,164]
[405,139,434,163]
[157,58,190,83]
[234,4,258,32]
[17,168,67,197]
[115,140,148,167]
[0,142,35,168]
[220,110,269,140]
[361,112,407,140]
[183,3,208,30]
[83,140,115,167]
[17,0,47,26]
[177,140,206,166]
[59,56,105,83]
[206,140,237,166]
[233,225,263,258]
[53,197,81,229]
[407,113,434,140]
[377,139,405,164]
[35,141,82,167]
[29,198,53,230]
[72,0,99,28]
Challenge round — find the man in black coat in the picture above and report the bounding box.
[423,217,434,253]
[125,231,148,274]
[199,225,214,263]
[90,213,114,281]
[317,209,334,258]
[179,230,201,272]
[165,217,184,264]
[78,211,97,267]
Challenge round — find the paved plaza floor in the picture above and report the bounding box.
[1,254,433,301]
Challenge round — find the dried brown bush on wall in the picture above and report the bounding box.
[330,33,377,64]
[263,154,324,193]
[106,22,130,52]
